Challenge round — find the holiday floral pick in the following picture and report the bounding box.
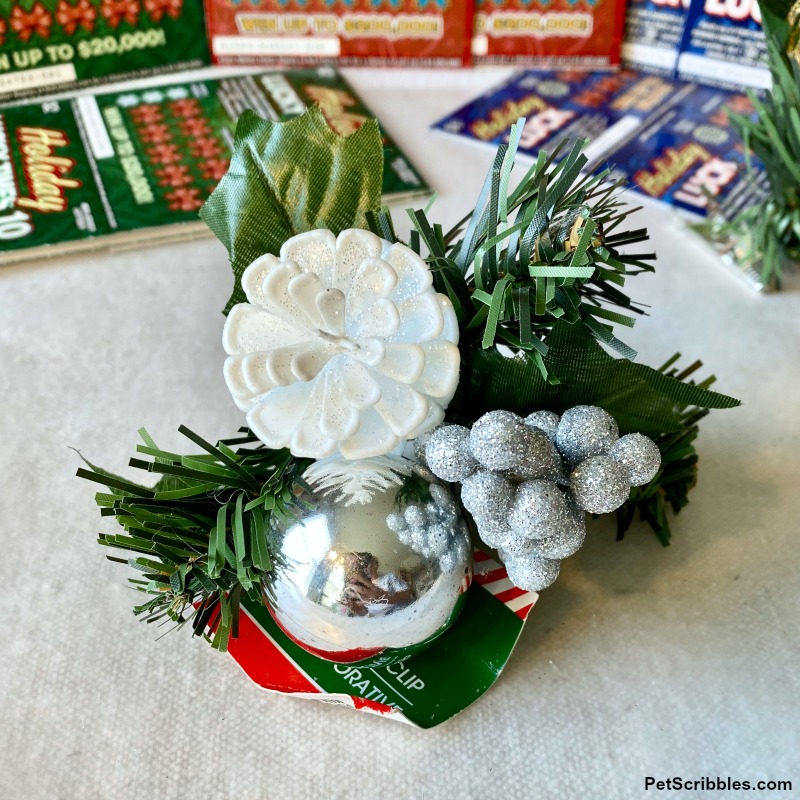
[80,108,739,662]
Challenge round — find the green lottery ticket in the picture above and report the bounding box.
[0,0,210,101]
[0,66,429,263]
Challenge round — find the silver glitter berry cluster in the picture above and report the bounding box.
[386,485,470,573]
[423,407,661,592]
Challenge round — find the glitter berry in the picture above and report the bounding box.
[423,406,660,592]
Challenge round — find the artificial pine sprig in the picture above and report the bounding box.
[77,427,311,651]
[368,120,654,380]
[616,356,720,545]
[723,2,800,288]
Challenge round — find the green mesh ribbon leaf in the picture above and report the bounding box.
[451,320,740,437]
[200,107,384,314]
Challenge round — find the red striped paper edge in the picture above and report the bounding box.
[228,600,412,723]
[472,549,538,620]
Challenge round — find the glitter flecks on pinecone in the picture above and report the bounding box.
[424,406,662,592]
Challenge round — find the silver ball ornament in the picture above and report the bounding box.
[460,470,514,528]
[426,524,451,557]
[404,504,426,529]
[496,533,537,559]
[386,512,414,548]
[428,483,462,521]
[570,454,631,513]
[409,525,428,553]
[412,426,438,467]
[524,410,560,443]
[506,427,564,481]
[508,479,572,540]
[439,549,458,573]
[525,501,586,559]
[385,512,406,533]
[609,433,661,486]
[268,477,472,665]
[555,405,619,465]
[425,425,477,482]
[500,499,586,560]
[505,554,561,592]
[468,410,529,471]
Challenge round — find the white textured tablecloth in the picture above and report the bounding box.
[1,68,798,800]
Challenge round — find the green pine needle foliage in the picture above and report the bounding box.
[615,357,719,545]
[367,124,654,382]
[725,1,800,288]
[78,427,311,652]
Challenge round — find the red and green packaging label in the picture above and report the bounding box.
[204,0,473,67]
[227,549,538,728]
[0,0,210,102]
[472,0,626,67]
[0,66,429,263]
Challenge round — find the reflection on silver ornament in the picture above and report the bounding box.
[267,469,472,665]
